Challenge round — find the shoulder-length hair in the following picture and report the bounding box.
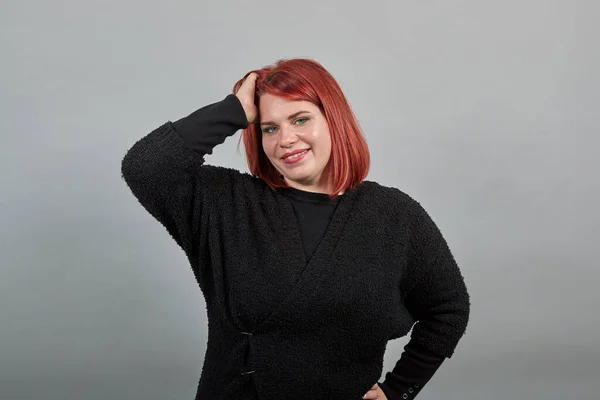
[232,58,370,199]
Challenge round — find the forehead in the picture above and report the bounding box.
[259,94,318,119]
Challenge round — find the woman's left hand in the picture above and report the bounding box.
[362,383,388,399]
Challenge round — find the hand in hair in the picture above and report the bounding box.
[235,73,259,124]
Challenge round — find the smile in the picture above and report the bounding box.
[282,149,310,164]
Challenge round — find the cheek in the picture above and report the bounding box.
[305,127,321,147]
[310,126,332,153]
[262,137,277,159]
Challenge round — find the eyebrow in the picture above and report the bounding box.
[260,111,310,126]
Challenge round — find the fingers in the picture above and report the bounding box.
[362,383,381,399]
[241,73,258,92]
[234,72,259,124]
[234,73,255,97]
[236,74,257,103]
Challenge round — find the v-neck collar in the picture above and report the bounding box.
[253,182,365,330]
[279,185,357,268]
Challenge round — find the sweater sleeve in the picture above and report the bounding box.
[172,94,248,153]
[379,202,470,399]
[377,342,445,400]
[120,94,248,256]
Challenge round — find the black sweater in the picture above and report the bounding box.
[121,94,470,400]
[173,95,448,398]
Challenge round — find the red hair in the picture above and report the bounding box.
[232,58,370,199]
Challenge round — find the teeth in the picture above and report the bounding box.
[285,150,308,160]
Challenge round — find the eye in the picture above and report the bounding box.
[262,117,309,134]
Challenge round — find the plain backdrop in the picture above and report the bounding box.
[1,0,599,399]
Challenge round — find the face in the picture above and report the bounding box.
[259,94,332,193]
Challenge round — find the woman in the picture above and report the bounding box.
[121,58,470,400]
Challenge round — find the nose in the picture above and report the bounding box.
[279,124,298,147]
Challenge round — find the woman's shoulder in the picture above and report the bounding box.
[359,181,445,237]
[195,163,265,186]
[358,180,423,213]
[191,163,273,202]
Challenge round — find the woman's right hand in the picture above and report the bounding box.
[235,73,259,124]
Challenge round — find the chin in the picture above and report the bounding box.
[280,167,309,179]
[285,173,318,185]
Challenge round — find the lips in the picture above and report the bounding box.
[281,149,310,159]
[281,149,310,165]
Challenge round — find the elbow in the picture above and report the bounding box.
[120,148,139,190]
[120,135,154,188]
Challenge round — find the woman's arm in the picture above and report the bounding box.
[380,203,470,399]
[378,342,445,399]
[120,95,248,256]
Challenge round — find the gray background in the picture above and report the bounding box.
[1,0,598,399]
